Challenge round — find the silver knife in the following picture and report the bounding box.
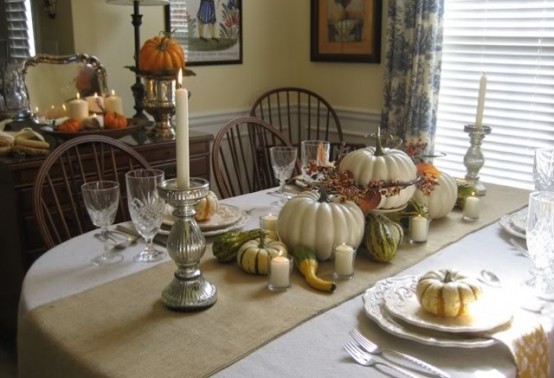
[350,329,451,378]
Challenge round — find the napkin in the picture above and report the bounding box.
[491,312,550,378]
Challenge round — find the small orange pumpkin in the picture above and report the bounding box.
[104,112,128,129]
[58,118,81,133]
[139,33,185,74]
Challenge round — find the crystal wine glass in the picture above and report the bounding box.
[526,191,554,299]
[125,169,166,263]
[81,181,122,266]
[269,146,297,206]
[533,148,554,191]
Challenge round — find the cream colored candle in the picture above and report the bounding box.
[86,92,104,114]
[410,215,428,242]
[260,214,278,232]
[67,93,88,121]
[175,69,190,189]
[269,255,290,289]
[475,74,487,130]
[334,243,355,277]
[463,195,481,220]
[104,90,124,115]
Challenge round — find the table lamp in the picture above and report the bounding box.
[106,0,168,119]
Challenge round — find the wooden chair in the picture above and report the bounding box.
[33,135,151,249]
[249,86,344,146]
[212,116,299,199]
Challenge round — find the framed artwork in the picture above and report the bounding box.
[164,0,242,66]
[310,0,382,63]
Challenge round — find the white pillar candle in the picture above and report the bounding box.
[334,243,355,277]
[67,93,88,122]
[410,215,428,243]
[175,69,190,189]
[260,214,278,232]
[86,92,104,114]
[104,90,124,115]
[475,73,487,130]
[463,195,481,220]
[269,256,290,290]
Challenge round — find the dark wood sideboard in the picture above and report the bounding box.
[1,128,213,270]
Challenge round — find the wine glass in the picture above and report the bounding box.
[526,191,554,299]
[533,148,554,191]
[81,181,122,266]
[269,146,297,206]
[125,169,166,263]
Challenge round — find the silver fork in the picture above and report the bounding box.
[344,341,420,378]
[350,329,451,378]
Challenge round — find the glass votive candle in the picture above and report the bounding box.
[268,254,292,291]
[334,243,356,280]
[463,194,480,221]
[260,213,279,232]
[409,215,428,243]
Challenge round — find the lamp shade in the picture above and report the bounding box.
[106,0,169,5]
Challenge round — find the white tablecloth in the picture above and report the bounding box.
[18,189,553,378]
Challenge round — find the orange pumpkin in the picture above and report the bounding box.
[104,112,128,129]
[58,118,81,133]
[139,34,185,74]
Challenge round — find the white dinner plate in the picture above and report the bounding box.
[362,276,498,348]
[158,210,249,237]
[510,210,527,234]
[164,204,246,231]
[499,212,526,240]
[383,278,513,334]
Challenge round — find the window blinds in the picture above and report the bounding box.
[434,0,554,190]
[5,0,33,62]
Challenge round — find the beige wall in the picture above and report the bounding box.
[34,0,75,55]
[67,0,385,117]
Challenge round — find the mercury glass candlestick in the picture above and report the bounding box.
[158,178,217,311]
[463,124,491,196]
[143,75,176,139]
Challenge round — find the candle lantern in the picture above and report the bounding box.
[267,253,292,291]
[143,74,177,139]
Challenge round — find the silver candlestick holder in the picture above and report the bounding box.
[158,178,217,311]
[463,124,491,196]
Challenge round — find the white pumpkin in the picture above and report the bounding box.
[339,135,417,210]
[413,171,457,219]
[277,190,365,261]
[195,191,219,221]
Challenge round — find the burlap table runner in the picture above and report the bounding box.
[18,184,530,377]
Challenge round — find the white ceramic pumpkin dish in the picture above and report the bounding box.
[362,276,496,348]
[383,278,513,334]
[163,204,245,231]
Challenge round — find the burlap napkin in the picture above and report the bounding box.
[491,312,550,378]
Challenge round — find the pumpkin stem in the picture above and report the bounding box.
[258,230,266,248]
[375,127,385,156]
[444,270,453,283]
[318,188,331,203]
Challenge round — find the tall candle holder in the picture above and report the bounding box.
[158,178,217,311]
[463,124,491,196]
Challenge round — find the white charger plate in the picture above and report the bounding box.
[499,213,526,239]
[163,204,245,231]
[383,278,513,334]
[362,276,497,348]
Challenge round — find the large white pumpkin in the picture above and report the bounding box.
[413,171,457,219]
[339,138,418,210]
[277,190,365,261]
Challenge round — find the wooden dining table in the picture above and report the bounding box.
[17,183,553,378]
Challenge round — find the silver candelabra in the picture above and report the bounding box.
[463,124,491,196]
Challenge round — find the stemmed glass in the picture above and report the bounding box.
[533,148,554,191]
[81,181,122,266]
[125,169,166,263]
[269,146,297,206]
[301,140,330,182]
[526,191,554,299]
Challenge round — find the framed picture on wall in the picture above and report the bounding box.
[164,0,242,66]
[310,0,382,63]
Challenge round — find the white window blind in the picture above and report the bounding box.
[435,0,554,190]
[5,0,34,62]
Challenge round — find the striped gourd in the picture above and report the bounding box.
[363,213,403,263]
[236,238,288,275]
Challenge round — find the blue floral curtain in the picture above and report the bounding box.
[381,0,444,155]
